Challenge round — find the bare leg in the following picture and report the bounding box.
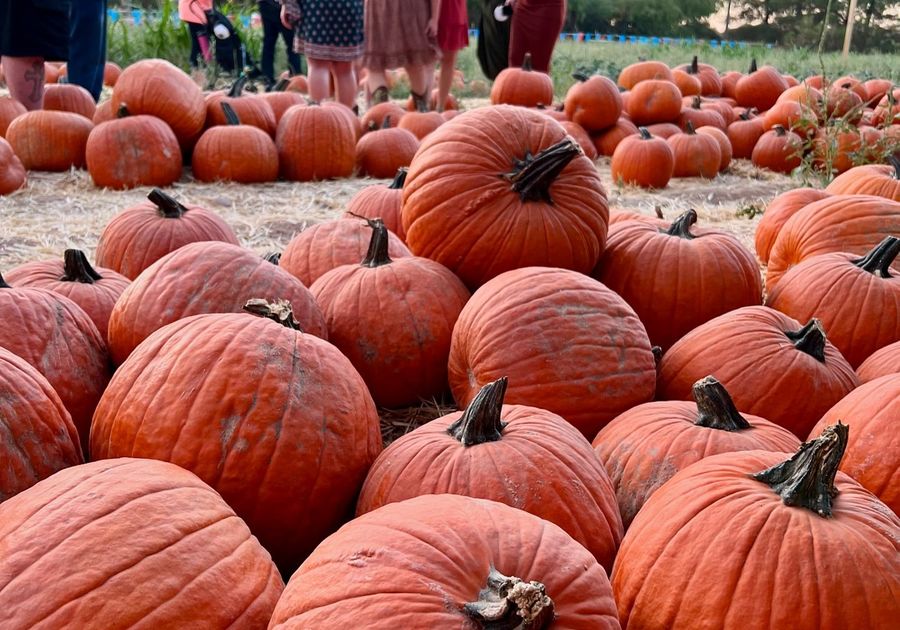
[404,62,430,97]
[437,49,458,112]
[2,56,45,110]
[328,61,357,109]
[366,69,387,94]
[307,57,331,102]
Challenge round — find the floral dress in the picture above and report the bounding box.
[281,0,364,62]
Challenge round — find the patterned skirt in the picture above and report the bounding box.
[362,0,439,72]
[285,0,364,62]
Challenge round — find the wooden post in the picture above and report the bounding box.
[842,0,859,57]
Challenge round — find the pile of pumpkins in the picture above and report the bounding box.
[2,55,898,197]
[0,102,898,628]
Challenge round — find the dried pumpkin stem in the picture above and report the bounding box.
[361,219,392,267]
[463,567,555,629]
[692,376,751,431]
[749,58,758,73]
[242,298,302,330]
[262,251,282,265]
[665,209,698,240]
[272,77,289,92]
[227,75,248,98]
[504,139,581,204]
[853,236,900,278]
[689,55,699,74]
[447,377,508,446]
[751,422,849,517]
[521,52,534,72]
[62,249,103,284]
[389,167,408,190]
[638,127,653,141]
[116,104,130,118]
[773,125,787,137]
[785,319,827,363]
[890,155,900,179]
[0,272,9,289]
[148,189,188,219]
[221,102,241,126]
[691,95,702,109]
[685,120,696,134]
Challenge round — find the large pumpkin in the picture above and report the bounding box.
[309,221,470,407]
[696,125,732,171]
[611,424,900,629]
[85,105,182,189]
[449,267,656,439]
[809,375,900,513]
[490,53,554,107]
[357,377,624,569]
[342,168,408,239]
[5,249,129,345]
[594,210,762,350]
[268,494,621,629]
[0,137,25,195]
[107,241,326,365]
[766,236,900,368]
[93,303,381,573]
[658,306,859,437]
[0,276,110,454]
[5,110,93,171]
[111,58,206,148]
[594,376,800,528]
[610,127,674,189]
[825,159,900,201]
[766,194,900,290]
[402,106,608,288]
[95,188,238,279]
[192,102,279,183]
[355,118,419,178]
[754,188,831,264]
[277,103,356,181]
[0,458,283,627]
[857,339,900,383]
[280,217,411,286]
[0,346,82,502]
[564,73,623,133]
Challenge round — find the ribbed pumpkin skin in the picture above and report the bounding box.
[726,114,764,159]
[449,267,656,439]
[310,257,470,408]
[6,111,93,171]
[826,164,900,202]
[617,61,674,89]
[0,137,26,195]
[857,340,900,383]
[107,242,326,365]
[42,83,96,120]
[95,198,238,280]
[0,96,26,137]
[625,80,683,125]
[205,92,277,137]
[355,127,419,179]
[0,458,283,628]
[280,219,411,286]
[610,131,674,188]
[754,188,830,264]
[612,450,900,630]
[593,400,800,528]
[561,120,599,160]
[269,494,621,629]
[192,125,279,183]
[564,75,623,132]
[343,178,407,240]
[401,106,609,289]
[357,404,624,570]
[658,306,859,437]
[695,125,732,171]
[766,250,900,367]
[92,314,381,573]
[85,114,182,189]
[5,257,130,344]
[592,118,638,157]
[766,194,900,290]
[593,215,762,350]
[668,127,721,178]
[490,63,554,107]
[809,374,900,513]
[0,347,82,502]
[277,104,355,181]
[751,126,803,174]
[735,65,788,111]
[111,59,206,148]
[261,92,306,124]
[0,287,109,455]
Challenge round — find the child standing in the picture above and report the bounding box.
[179,0,213,70]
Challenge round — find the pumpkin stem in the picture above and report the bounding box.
[262,251,281,265]
[522,53,534,72]
[691,95,702,109]
[221,102,241,126]
[665,209,698,240]
[463,567,555,630]
[852,236,900,278]
[382,115,392,130]
[749,58,758,73]
[61,249,103,284]
[0,272,9,289]
[654,205,664,219]
[571,71,589,83]
[751,422,848,517]
[116,104,130,119]
[889,155,900,179]
[361,218,392,268]
[242,298,301,330]
[227,75,248,98]
[685,120,696,134]
[447,377,508,446]
[272,77,289,92]
[652,345,663,368]
[690,55,699,74]
[692,376,751,431]
[785,319,827,363]
[389,167,408,190]
[148,189,188,219]
[638,126,653,140]
[504,138,581,204]
[773,124,787,137]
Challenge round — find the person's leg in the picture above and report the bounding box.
[187,22,202,67]
[67,0,106,101]
[307,57,331,102]
[366,68,388,105]
[2,56,45,110]
[258,1,278,83]
[404,62,432,110]
[331,60,357,109]
[436,49,457,112]
[509,0,565,72]
[281,24,302,75]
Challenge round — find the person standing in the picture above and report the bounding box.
[280,0,364,109]
[507,0,566,73]
[179,0,213,70]
[258,0,302,88]
[67,0,107,101]
[362,0,440,110]
[436,0,467,112]
[475,0,510,81]
[0,0,70,110]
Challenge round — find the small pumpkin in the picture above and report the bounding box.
[766,236,900,367]
[776,84,824,119]
[591,118,638,157]
[560,120,598,160]
[342,167,408,239]
[645,121,682,139]
[593,376,800,528]
[762,99,816,135]
[309,221,470,407]
[277,103,356,181]
[674,56,723,97]
[103,61,122,87]
[658,306,859,437]
[192,102,279,183]
[95,188,238,279]
[356,116,420,178]
[726,108,764,159]
[564,72,623,133]
[42,83,96,120]
[260,78,307,124]
[734,58,788,112]
[91,99,114,124]
[863,78,894,106]
[397,109,444,140]
[668,122,721,179]
[618,61,674,90]
[751,125,803,174]
[360,101,405,131]
[0,137,25,195]
[754,188,831,264]
[720,70,743,99]
[826,81,865,122]
[695,125,732,171]
[857,340,900,383]
[671,69,702,98]
[490,52,554,108]
[610,127,674,188]
[811,125,864,175]
[204,75,277,137]
[626,79,683,126]
[5,110,93,171]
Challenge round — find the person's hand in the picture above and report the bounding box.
[280,5,292,29]
[426,17,438,39]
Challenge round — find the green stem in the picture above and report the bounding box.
[692,376,751,431]
[852,236,900,278]
[148,189,188,218]
[447,378,508,446]
[463,567,555,630]
[504,139,581,204]
[61,250,103,284]
[785,319,827,363]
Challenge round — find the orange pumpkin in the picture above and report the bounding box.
[41,83,96,120]
[671,69,702,97]
[857,340,900,383]
[360,101,405,131]
[825,159,900,201]
[626,80,683,125]
[0,137,25,195]
[696,125,732,171]
[560,120,598,160]
[668,122,721,179]
[277,103,356,181]
[0,96,26,137]
[6,110,93,171]
[674,56,723,96]
[754,188,831,264]
[591,118,638,156]
[192,103,279,183]
[735,59,788,111]
[490,53,554,107]
[342,167,408,239]
[355,117,419,178]
[260,79,307,124]
[610,127,674,189]
[564,73,623,133]
[751,125,803,174]
[618,61,674,90]
[678,95,726,131]
[397,110,444,140]
[204,76,277,137]
[726,108,764,159]
[91,99,114,124]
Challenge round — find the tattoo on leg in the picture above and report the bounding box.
[25,60,44,104]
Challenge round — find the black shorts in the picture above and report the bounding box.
[0,0,71,60]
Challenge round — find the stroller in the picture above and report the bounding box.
[197,1,263,84]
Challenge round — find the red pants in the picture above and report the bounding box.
[509,0,566,72]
